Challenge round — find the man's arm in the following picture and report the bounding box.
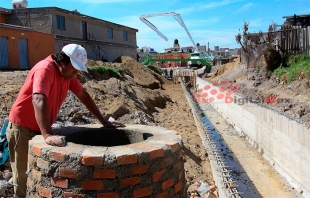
[75,89,125,127]
[32,93,65,146]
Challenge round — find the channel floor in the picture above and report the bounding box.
[198,102,301,198]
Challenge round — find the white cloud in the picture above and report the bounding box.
[234,3,253,13]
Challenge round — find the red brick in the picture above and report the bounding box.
[175,162,181,171]
[64,192,85,198]
[174,195,180,198]
[32,144,49,157]
[174,181,183,193]
[179,150,183,158]
[159,158,171,169]
[97,192,118,198]
[94,169,116,179]
[28,154,36,167]
[82,180,103,190]
[37,158,49,170]
[152,170,166,182]
[133,186,152,198]
[58,167,77,179]
[178,170,183,181]
[38,187,52,198]
[31,169,41,181]
[50,149,65,162]
[50,146,85,162]
[132,164,149,175]
[127,143,164,160]
[165,142,180,153]
[81,147,106,165]
[119,177,140,189]
[81,155,103,166]
[154,191,169,198]
[51,177,68,188]
[116,153,137,165]
[162,179,174,190]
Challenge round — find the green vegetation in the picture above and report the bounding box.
[147,65,162,74]
[273,54,310,83]
[87,66,125,78]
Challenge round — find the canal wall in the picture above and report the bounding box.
[196,78,310,198]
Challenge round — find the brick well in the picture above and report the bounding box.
[27,124,186,198]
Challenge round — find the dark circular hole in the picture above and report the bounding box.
[65,128,151,146]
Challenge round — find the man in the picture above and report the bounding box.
[6,44,125,197]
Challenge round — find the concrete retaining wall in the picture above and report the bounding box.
[196,78,310,198]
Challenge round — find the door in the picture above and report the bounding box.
[82,21,87,40]
[18,38,29,68]
[0,37,9,68]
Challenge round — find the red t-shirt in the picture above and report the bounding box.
[9,55,83,133]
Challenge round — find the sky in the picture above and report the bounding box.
[1,0,309,52]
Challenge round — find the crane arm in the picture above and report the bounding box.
[139,17,168,41]
[139,12,199,52]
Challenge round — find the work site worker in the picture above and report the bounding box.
[6,44,125,197]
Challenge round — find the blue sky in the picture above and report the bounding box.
[1,0,309,52]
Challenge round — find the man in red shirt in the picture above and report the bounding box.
[7,44,125,197]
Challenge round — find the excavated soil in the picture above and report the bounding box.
[0,56,214,191]
[1,55,309,196]
[205,57,310,124]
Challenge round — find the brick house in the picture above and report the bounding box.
[0,8,55,69]
[1,6,138,68]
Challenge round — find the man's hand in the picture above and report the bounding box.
[45,135,66,147]
[104,120,126,128]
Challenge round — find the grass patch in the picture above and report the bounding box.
[88,66,125,78]
[273,54,310,83]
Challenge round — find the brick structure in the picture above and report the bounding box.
[27,124,186,198]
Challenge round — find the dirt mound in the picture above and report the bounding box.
[117,56,171,89]
[205,55,310,123]
[205,58,241,82]
[0,57,214,190]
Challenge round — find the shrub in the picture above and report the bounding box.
[273,54,310,83]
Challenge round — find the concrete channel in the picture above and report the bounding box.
[181,79,304,198]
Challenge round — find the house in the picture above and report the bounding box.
[282,14,310,28]
[0,8,55,69]
[1,5,138,69]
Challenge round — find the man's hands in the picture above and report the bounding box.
[103,120,126,128]
[45,135,66,147]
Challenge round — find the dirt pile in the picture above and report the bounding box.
[0,56,214,190]
[205,56,310,124]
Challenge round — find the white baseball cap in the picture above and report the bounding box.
[62,44,88,73]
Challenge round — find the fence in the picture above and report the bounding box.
[277,26,310,55]
[240,26,310,68]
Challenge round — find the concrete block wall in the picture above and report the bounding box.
[196,78,310,198]
[27,124,186,198]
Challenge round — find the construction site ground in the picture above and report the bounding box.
[0,56,308,197]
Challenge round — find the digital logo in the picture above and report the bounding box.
[192,81,240,104]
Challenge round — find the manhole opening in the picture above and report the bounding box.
[65,128,152,146]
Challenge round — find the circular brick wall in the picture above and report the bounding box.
[27,124,186,198]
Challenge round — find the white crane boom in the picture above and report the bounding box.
[139,12,199,52]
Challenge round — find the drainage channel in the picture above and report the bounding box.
[180,81,242,198]
[200,112,261,198]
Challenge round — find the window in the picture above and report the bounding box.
[56,15,66,31]
[108,27,113,38]
[123,30,128,41]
